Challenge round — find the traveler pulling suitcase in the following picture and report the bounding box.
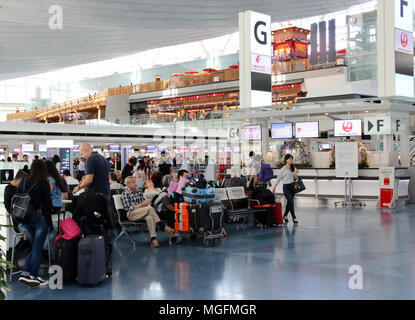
[77,234,106,286]
[54,238,78,285]
[253,202,283,228]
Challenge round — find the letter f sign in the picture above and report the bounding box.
[401,0,408,17]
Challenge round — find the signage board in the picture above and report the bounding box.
[334,119,362,137]
[295,122,319,138]
[379,167,396,208]
[146,146,156,152]
[109,145,120,152]
[271,123,293,139]
[335,142,358,178]
[21,144,34,152]
[244,125,262,140]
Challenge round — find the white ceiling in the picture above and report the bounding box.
[0,0,370,81]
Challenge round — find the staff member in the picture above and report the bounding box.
[271,154,299,224]
[73,143,110,195]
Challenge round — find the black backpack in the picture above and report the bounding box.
[11,179,38,224]
[73,191,114,232]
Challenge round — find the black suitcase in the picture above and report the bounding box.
[54,238,78,285]
[191,202,224,234]
[77,235,106,286]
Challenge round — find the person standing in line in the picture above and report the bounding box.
[17,160,54,287]
[73,143,110,196]
[45,160,67,214]
[52,155,61,173]
[271,154,299,224]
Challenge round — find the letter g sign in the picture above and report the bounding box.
[254,21,267,45]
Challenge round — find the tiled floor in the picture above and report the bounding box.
[6,199,415,300]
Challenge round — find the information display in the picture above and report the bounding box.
[73,145,80,152]
[233,146,241,152]
[244,125,262,140]
[109,145,120,152]
[334,119,362,137]
[158,146,167,152]
[179,146,188,152]
[1,170,14,184]
[190,146,199,152]
[271,123,293,139]
[210,146,217,152]
[295,122,319,138]
[21,144,34,152]
[146,146,156,152]
[224,146,232,152]
[59,148,71,174]
[38,144,47,152]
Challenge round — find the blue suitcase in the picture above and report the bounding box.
[183,187,215,203]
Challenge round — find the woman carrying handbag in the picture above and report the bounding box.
[271,154,299,224]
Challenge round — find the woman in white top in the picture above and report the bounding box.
[272,154,299,224]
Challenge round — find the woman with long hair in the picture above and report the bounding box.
[45,160,66,214]
[16,160,53,287]
[272,154,299,224]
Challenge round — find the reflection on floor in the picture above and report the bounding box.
[6,199,415,300]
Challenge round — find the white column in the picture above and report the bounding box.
[399,116,410,167]
[377,0,396,97]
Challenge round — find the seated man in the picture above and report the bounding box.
[121,176,175,247]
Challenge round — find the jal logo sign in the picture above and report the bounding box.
[395,28,414,54]
[401,32,408,47]
[342,121,353,133]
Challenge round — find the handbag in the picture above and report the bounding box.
[54,218,81,245]
[292,178,306,194]
[11,179,39,224]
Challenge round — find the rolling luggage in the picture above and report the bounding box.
[253,202,283,227]
[54,238,78,285]
[183,186,215,204]
[191,202,224,234]
[174,202,196,232]
[77,234,106,286]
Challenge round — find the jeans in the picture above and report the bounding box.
[18,214,49,277]
[283,183,296,219]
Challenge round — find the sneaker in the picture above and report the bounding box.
[35,276,49,287]
[19,275,40,288]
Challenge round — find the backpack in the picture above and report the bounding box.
[11,179,38,225]
[258,163,274,182]
[72,191,114,232]
[54,218,81,244]
[151,190,170,214]
[195,177,207,189]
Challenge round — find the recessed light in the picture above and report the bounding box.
[365,111,369,113]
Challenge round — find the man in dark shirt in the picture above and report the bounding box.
[4,170,28,231]
[73,143,110,195]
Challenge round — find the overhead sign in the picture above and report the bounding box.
[334,119,362,137]
[21,144,34,152]
[364,116,403,134]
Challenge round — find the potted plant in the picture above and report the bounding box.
[0,224,14,300]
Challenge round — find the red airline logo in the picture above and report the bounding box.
[401,32,408,48]
[342,121,353,133]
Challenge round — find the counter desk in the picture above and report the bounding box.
[271,168,410,201]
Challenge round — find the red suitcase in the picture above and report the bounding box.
[252,202,283,227]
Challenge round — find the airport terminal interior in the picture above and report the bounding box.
[1,0,415,301]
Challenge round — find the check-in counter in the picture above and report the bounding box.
[271,168,410,201]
